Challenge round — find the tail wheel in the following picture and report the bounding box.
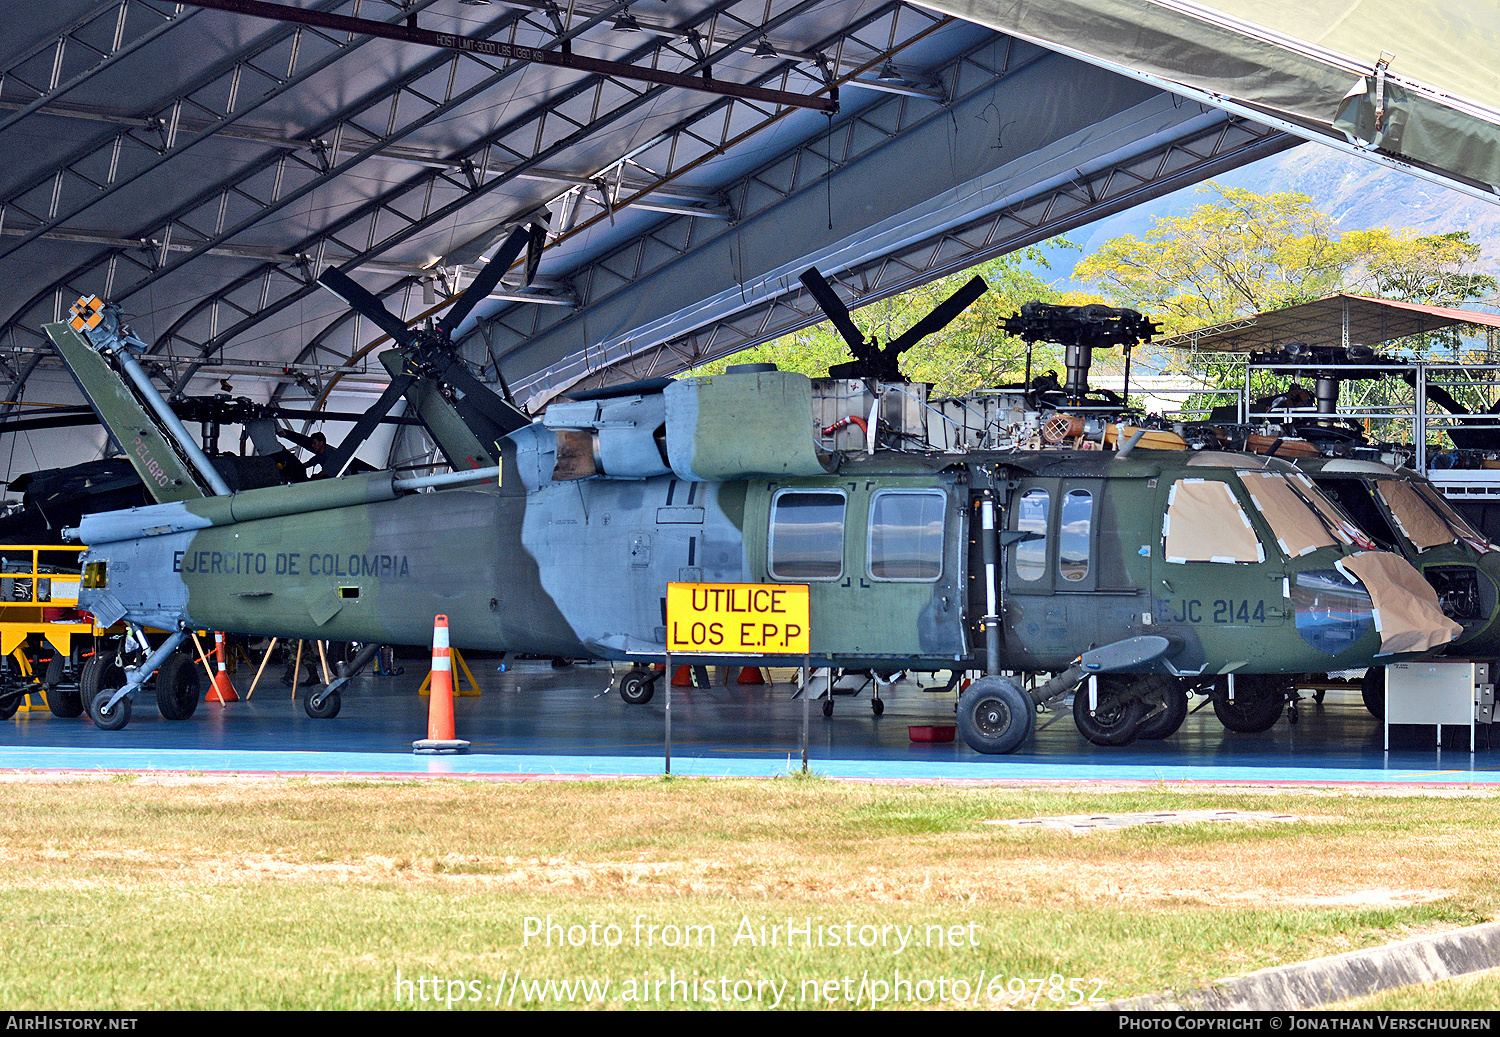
[617,671,655,705]
[304,689,341,719]
[1072,678,1146,746]
[1212,675,1287,733]
[89,690,131,731]
[956,676,1034,754]
[81,654,131,730]
[155,653,201,721]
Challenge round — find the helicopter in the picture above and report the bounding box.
[43,254,1463,753]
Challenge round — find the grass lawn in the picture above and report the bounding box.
[3,775,1497,1009]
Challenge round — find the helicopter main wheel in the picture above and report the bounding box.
[822,698,834,717]
[618,670,655,705]
[871,697,884,716]
[1212,675,1287,733]
[1361,666,1385,720]
[0,693,19,721]
[81,654,131,730]
[956,676,1034,755]
[304,689,342,719]
[154,652,201,722]
[1072,679,1147,746]
[1135,677,1189,740]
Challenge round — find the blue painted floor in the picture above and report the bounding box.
[2,661,1497,784]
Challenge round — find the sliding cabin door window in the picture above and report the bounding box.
[768,489,846,581]
[1058,488,1093,583]
[1014,488,1050,584]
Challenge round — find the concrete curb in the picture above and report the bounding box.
[1104,920,1500,1010]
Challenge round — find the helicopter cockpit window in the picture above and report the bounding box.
[1014,488,1049,582]
[1059,489,1092,582]
[1163,478,1264,563]
[868,490,945,581]
[769,489,846,580]
[1240,472,1337,558]
[1313,477,1398,548]
[1374,479,1457,551]
[1290,475,1377,549]
[1413,482,1492,551]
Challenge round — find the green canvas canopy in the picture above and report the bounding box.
[922,0,1500,195]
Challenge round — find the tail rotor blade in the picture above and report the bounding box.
[798,267,867,352]
[438,225,532,337]
[885,275,988,355]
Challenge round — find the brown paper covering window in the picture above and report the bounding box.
[1242,472,1337,558]
[1163,479,1261,563]
[1340,551,1463,656]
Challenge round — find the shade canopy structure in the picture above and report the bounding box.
[0,0,1491,480]
[1154,295,1500,353]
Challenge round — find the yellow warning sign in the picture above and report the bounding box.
[666,583,809,655]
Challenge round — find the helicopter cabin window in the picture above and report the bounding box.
[867,490,945,581]
[1163,478,1263,563]
[1014,488,1049,582]
[1291,475,1374,549]
[768,489,846,580]
[1314,477,1398,548]
[1058,489,1092,582]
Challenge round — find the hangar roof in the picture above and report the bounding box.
[0,0,1490,475]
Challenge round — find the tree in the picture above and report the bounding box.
[1073,184,1498,422]
[690,244,1075,397]
[1074,184,1496,335]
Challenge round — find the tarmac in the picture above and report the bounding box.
[2,658,1498,786]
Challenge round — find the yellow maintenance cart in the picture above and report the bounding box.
[0,545,109,719]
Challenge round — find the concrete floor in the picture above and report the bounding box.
[1,660,1498,784]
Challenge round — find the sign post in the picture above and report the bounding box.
[664,582,811,773]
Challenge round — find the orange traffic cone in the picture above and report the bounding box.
[413,615,469,754]
[737,666,766,685]
[206,631,239,702]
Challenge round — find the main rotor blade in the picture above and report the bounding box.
[319,372,418,479]
[317,267,419,347]
[798,268,867,352]
[437,225,532,338]
[884,275,988,355]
